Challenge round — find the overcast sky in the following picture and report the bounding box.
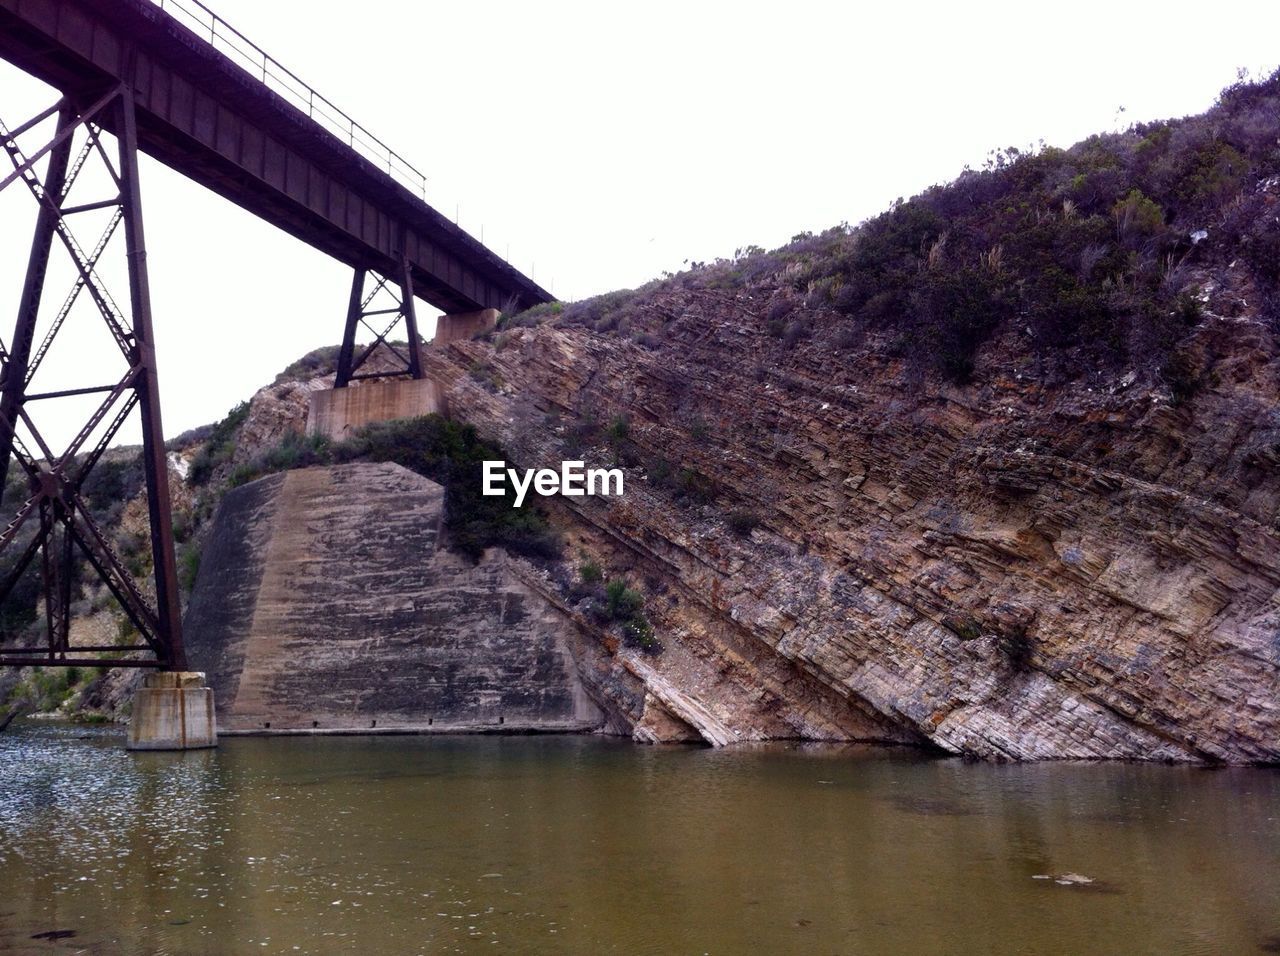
[1,0,1277,448]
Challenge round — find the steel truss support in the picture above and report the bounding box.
[333,258,425,387]
[0,87,185,670]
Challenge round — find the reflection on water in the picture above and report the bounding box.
[1,723,1278,954]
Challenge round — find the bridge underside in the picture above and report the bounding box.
[0,0,550,315]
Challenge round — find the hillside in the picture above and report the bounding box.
[400,70,1280,760]
[4,70,1279,760]
[523,69,1279,386]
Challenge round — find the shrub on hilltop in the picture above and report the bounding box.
[503,68,1280,385]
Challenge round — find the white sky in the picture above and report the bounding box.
[0,0,1277,448]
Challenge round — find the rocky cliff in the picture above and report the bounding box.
[375,75,1280,762]
[407,275,1278,762]
[190,265,1280,761]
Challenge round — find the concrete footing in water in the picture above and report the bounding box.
[126,671,218,750]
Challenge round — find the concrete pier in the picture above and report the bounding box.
[433,307,499,346]
[126,671,218,750]
[306,378,442,440]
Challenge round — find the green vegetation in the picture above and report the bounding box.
[0,541,41,636]
[579,559,603,583]
[602,577,657,652]
[188,401,250,485]
[9,666,80,713]
[3,662,108,717]
[179,543,202,593]
[31,666,78,710]
[497,300,563,330]
[726,509,760,537]
[504,69,1280,388]
[943,615,983,642]
[70,711,113,725]
[467,359,503,392]
[647,458,715,505]
[568,559,659,653]
[501,287,653,336]
[225,416,561,562]
[81,453,144,517]
[273,344,343,383]
[606,414,630,445]
[225,429,326,487]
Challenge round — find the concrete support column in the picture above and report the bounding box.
[433,308,499,346]
[127,671,217,750]
[306,378,443,440]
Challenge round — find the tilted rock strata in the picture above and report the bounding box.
[412,288,1280,763]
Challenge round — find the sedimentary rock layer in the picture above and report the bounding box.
[411,286,1280,763]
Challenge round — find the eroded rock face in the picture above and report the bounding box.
[184,462,604,733]
[232,378,330,466]
[415,287,1280,763]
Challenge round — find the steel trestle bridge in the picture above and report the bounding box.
[0,0,552,670]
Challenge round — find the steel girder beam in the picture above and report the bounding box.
[0,0,553,316]
[0,86,184,670]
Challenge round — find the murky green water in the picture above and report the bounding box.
[1,724,1278,955]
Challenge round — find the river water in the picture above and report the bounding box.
[1,723,1277,955]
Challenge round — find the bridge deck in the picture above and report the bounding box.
[0,0,552,314]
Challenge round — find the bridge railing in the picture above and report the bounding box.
[151,0,430,200]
